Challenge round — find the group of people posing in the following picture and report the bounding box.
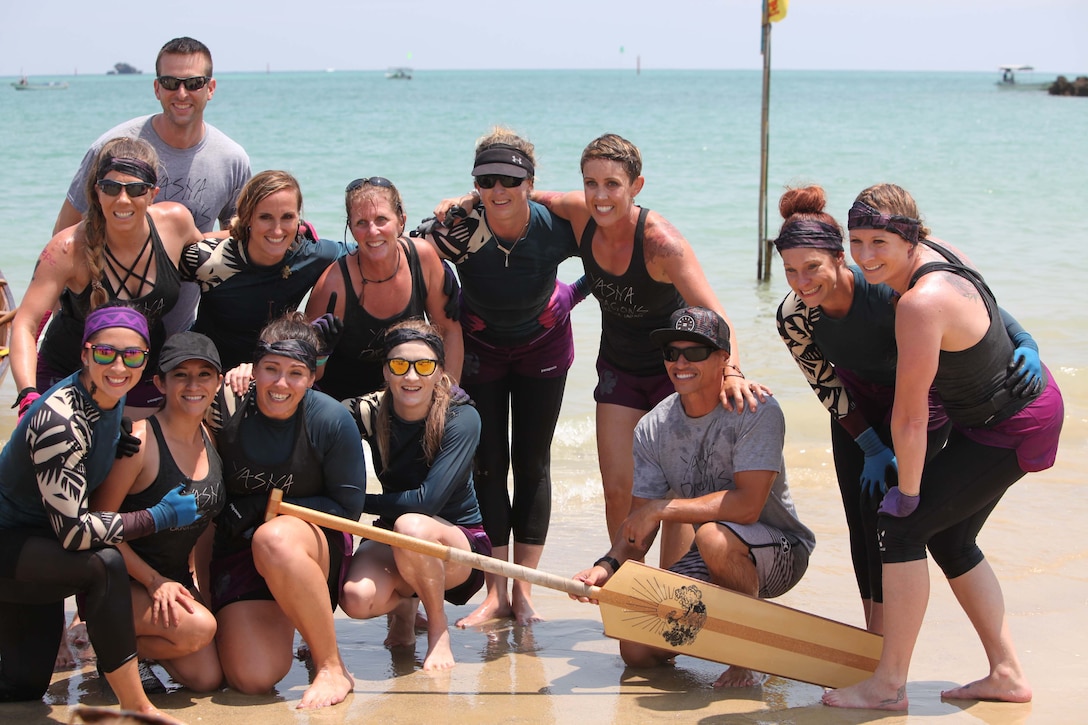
[0,34,1064,721]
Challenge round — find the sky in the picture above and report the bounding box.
[3,1,1086,77]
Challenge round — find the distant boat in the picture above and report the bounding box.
[386,67,413,80]
[996,64,1047,90]
[107,62,142,75]
[11,76,68,91]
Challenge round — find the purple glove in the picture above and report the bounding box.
[537,276,591,328]
[878,486,920,518]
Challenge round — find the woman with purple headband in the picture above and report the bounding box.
[11,137,206,420]
[210,312,366,710]
[0,304,198,722]
[824,183,1064,711]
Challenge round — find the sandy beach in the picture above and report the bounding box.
[1,381,1084,725]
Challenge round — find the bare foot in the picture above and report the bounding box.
[422,625,456,671]
[712,667,766,688]
[55,640,77,671]
[455,593,512,628]
[384,599,417,648]
[297,664,354,709]
[68,620,91,648]
[822,677,908,711]
[511,590,542,626]
[70,705,184,724]
[941,671,1032,703]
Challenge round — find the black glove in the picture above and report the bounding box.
[312,292,344,355]
[115,417,141,459]
[214,494,268,541]
[441,261,461,321]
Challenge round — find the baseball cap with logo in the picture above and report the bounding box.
[471,143,535,179]
[649,306,731,353]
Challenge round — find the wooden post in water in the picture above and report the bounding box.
[757,5,774,281]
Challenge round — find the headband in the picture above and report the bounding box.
[254,339,319,372]
[383,327,445,366]
[82,306,150,346]
[847,200,920,244]
[97,156,158,185]
[773,219,844,252]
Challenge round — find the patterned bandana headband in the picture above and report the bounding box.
[383,327,445,367]
[97,156,158,185]
[847,200,921,244]
[82,306,150,345]
[773,219,844,252]
[255,339,319,372]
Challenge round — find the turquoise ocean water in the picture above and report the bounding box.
[2,69,1085,495]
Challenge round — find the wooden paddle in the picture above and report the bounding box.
[264,489,882,688]
[0,307,16,327]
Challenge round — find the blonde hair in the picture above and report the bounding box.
[474,126,537,171]
[854,183,931,240]
[230,170,302,244]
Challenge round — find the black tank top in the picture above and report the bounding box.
[580,207,686,376]
[120,416,224,583]
[908,240,1039,427]
[40,215,182,377]
[319,238,429,401]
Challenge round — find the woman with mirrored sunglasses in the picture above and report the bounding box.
[210,312,365,709]
[340,319,488,671]
[418,126,582,628]
[0,304,197,723]
[12,137,205,420]
[302,176,461,402]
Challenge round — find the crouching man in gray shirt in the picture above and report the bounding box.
[574,306,815,688]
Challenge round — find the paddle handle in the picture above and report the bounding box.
[0,307,16,327]
[264,489,602,601]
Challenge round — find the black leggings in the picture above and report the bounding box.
[0,530,137,702]
[830,417,951,603]
[878,430,1025,578]
[465,373,567,547]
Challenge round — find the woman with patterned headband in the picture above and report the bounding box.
[303,176,462,401]
[11,137,206,419]
[419,126,583,627]
[824,183,1064,711]
[210,312,365,710]
[340,319,488,671]
[0,304,198,722]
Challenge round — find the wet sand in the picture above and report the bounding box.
[2,374,1085,724]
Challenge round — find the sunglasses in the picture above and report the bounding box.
[346,177,394,193]
[97,179,154,198]
[386,358,438,377]
[156,75,210,92]
[662,345,717,363]
[475,175,524,189]
[87,344,149,368]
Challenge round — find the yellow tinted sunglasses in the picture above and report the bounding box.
[386,358,438,376]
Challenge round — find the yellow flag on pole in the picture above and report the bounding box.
[768,0,788,22]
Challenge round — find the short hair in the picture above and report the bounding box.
[156,37,213,77]
[581,133,642,182]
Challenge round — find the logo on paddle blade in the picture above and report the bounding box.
[658,584,708,647]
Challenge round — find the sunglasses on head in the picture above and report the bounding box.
[96,179,154,198]
[156,75,210,92]
[346,177,394,193]
[475,175,524,189]
[662,345,717,363]
[386,357,438,377]
[87,344,149,368]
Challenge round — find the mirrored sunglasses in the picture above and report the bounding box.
[87,344,149,368]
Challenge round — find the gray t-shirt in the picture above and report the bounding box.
[632,394,815,554]
[65,114,251,333]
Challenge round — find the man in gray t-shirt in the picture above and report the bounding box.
[575,306,815,688]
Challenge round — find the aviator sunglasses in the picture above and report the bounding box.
[386,358,438,377]
[96,179,154,198]
[156,75,210,92]
[86,344,149,368]
[662,345,717,363]
[475,174,524,189]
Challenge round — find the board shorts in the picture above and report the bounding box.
[670,521,809,600]
[209,529,351,613]
[593,355,674,411]
[368,520,492,606]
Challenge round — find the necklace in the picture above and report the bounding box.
[360,242,402,284]
[494,218,531,268]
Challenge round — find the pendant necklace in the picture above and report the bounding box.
[361,243,402,284]
[495,218,531,268]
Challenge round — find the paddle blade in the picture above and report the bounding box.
[597,561,881,689]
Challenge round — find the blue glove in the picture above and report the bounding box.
[878,486,919,518]
[854,427,897,497]
[537,277,591,328]
[148,485,200,532]
[1007,345,1042,398]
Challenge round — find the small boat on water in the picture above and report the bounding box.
[996,64,1047,90]
[11,76,69,91]
[0,271,16,385]
[386,67,413,80]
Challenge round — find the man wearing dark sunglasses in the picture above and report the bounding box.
[573,306,814,689]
